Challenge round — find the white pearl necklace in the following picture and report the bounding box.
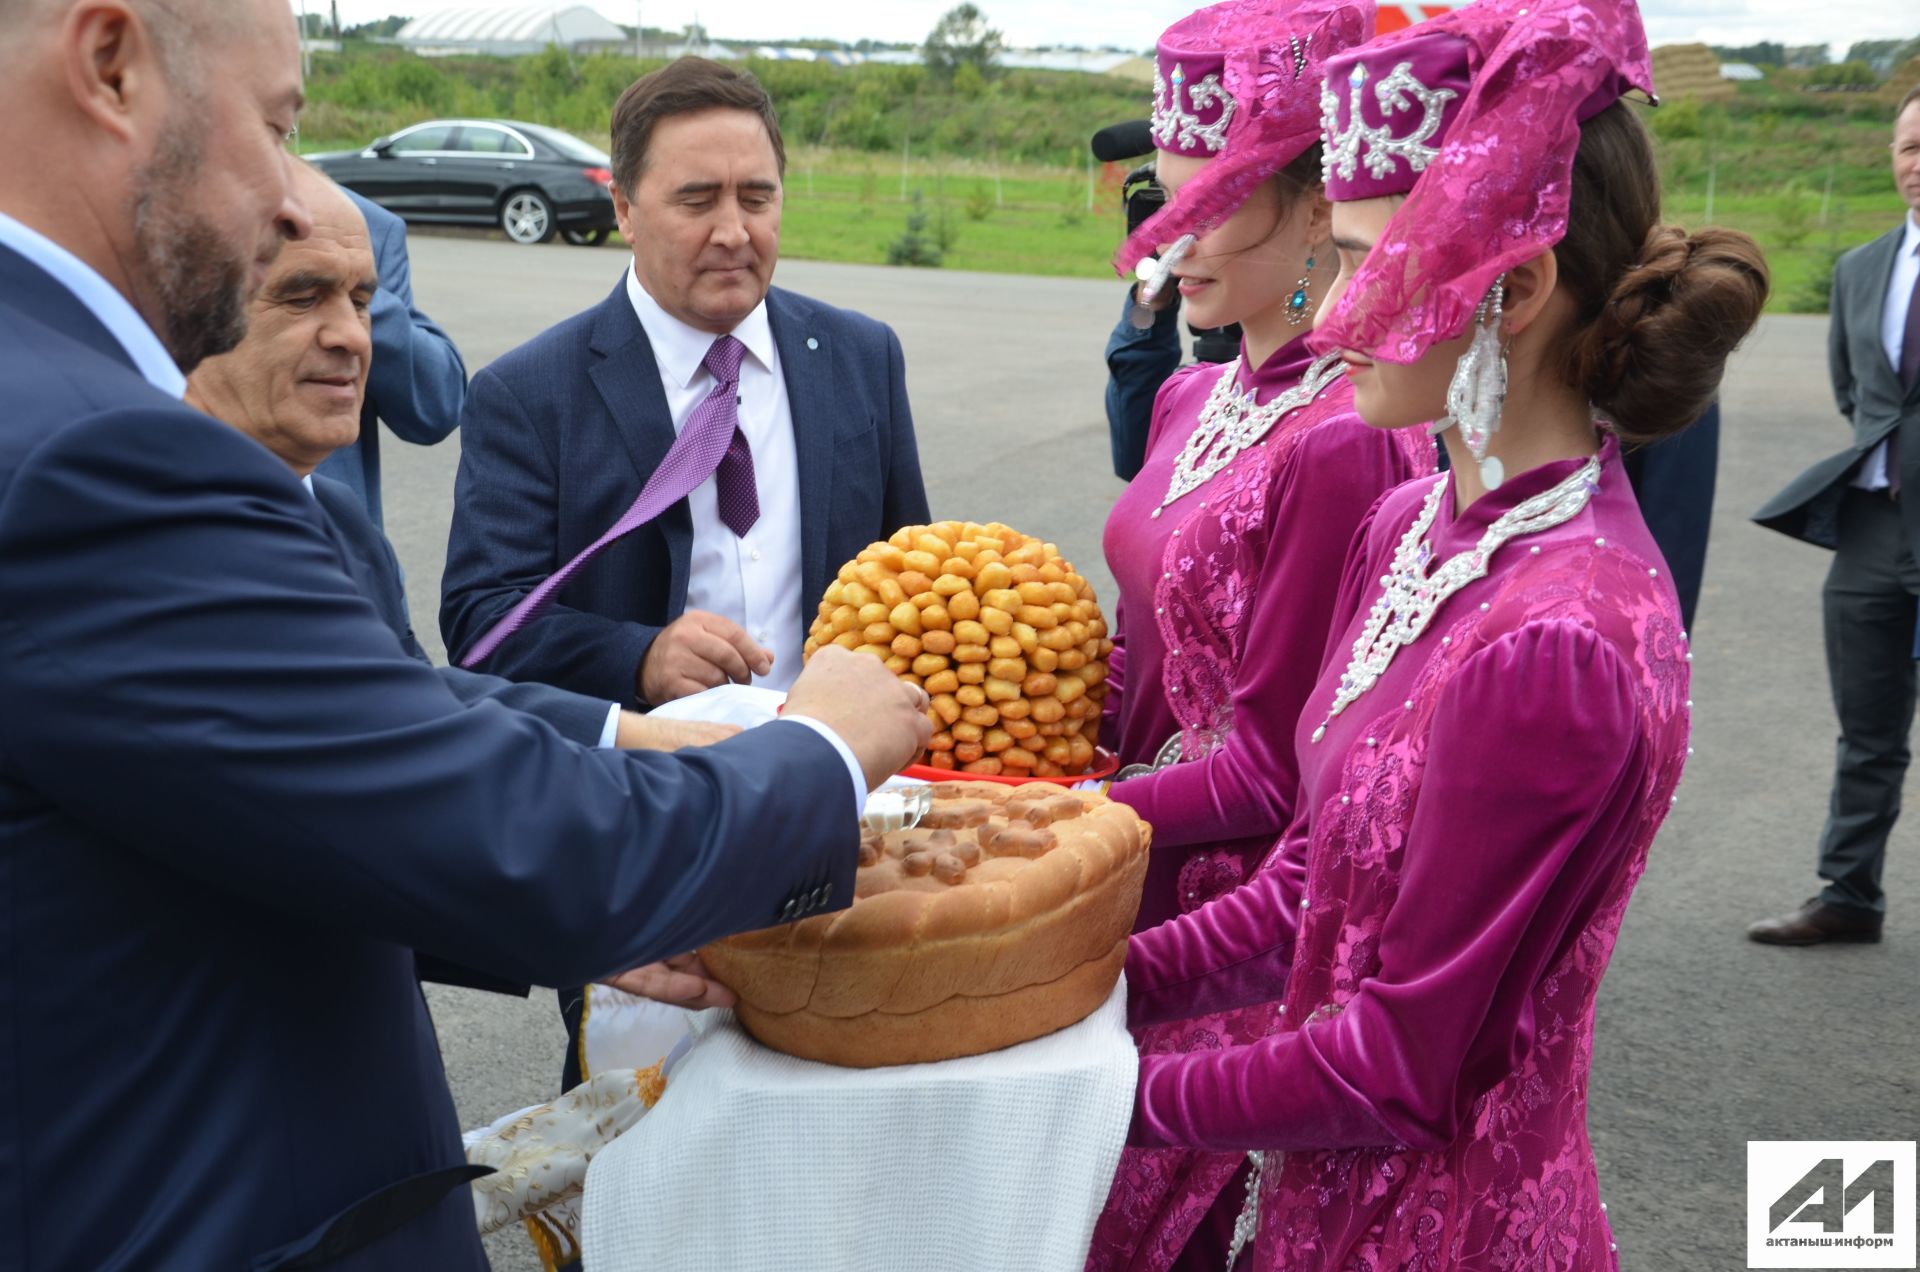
[1310,453,1603,743]
[1157,351,1345,516]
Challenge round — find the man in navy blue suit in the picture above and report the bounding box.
[439,58,933,1097]
[441,57,930,712]
[0,2,932,1267]
[312,187,466,529]
[190,163,736,762]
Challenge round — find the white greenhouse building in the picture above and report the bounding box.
[394,5,628,57]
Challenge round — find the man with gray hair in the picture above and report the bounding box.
[0,2,930,1268]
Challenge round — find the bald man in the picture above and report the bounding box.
[0,0,930,1266]
[189,166,732,761]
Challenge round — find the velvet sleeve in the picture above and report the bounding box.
[1122,485,1393,1025]
[1104,367,1207,737]
[1130,621,1650,1151]
[1112,421,1415,848]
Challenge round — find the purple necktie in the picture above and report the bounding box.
[459,334,759,668]
[1902,246,1920,392]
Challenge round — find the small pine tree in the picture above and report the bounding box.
[886,191,944,267]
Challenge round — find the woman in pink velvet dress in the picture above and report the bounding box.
[1091,6,1432,1265]
[1101,0,1432,934]
[1104,0,1769,1267]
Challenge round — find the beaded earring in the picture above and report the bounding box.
[1442,275,1509,488]
[1285,254,1316,326]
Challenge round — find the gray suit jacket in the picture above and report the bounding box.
[1754,220,1920,550]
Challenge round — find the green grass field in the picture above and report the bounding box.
[296,51,1918,312]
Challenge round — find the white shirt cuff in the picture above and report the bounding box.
[597,703,622,749]
[776,716,868,813]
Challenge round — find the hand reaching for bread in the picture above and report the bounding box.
[785,646,933,791]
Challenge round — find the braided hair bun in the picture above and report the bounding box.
[1554,104,1770,443]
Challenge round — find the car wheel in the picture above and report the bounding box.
[499,190,556,244]
[562,227,610,247]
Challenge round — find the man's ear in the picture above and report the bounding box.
[63,0,163,147]
[1498,248,1559,338]
[611,181,638,243]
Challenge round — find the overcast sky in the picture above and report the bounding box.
[298,0,1918,63]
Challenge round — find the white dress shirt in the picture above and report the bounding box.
[624,268,867,803]
[0,210,186,399]
[625,265,806,693]
[1852,213,1920,491]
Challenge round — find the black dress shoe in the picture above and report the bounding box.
[1747,897,1884,946]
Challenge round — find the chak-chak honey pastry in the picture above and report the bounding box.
[801,522,1114,777]
[702,782,1150,1067]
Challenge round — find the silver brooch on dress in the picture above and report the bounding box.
[1157,351,1344,516]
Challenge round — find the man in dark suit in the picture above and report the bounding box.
[440,57,930,712]
[1750,86,1920,946]
[439,58,932,1097]
[312,187,466,529]
[0,1,931,1267]
[190,163,733,761]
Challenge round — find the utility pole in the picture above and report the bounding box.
[329,0,338,39]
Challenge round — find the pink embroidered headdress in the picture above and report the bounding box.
[1310,0,1654,363]
[1112,0,1373,276]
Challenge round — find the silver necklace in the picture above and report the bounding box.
[1309,453,1603,743]
[1157,351,1344,516]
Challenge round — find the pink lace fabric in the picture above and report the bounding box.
[1111,441,1690,1271]
[1094,347,1430,1270]
[1309,0,1653,365]
[1144,387,1431,917]
[1104,337,1433,932]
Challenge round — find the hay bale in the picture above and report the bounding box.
[1652,42,1737,103]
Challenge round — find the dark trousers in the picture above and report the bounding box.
[1818,486,1920,912]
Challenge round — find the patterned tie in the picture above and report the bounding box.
[1903,244,1920,392]
[459,334,758,668]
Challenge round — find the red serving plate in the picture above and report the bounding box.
[901,748,1121,787]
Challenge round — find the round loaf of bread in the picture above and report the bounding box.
[702,782,1150,1067]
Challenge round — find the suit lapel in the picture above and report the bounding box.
[768,288,836,609]
[586,276,692,607]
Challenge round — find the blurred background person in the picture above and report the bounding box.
[312,184,466,529]
[1749,86,1920,946]
[1093,119,1242,483]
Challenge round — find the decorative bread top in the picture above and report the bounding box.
[801,522,1113,777]
[706,783,1150,1017]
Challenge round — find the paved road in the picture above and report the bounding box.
[382,235,1918,1271]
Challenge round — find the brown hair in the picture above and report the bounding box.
[609,56,786,195]
[1898,85,1920,122]
[1556,101,1769,443]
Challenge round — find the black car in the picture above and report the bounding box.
[311,119,618,246]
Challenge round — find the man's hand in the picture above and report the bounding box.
[614,713,741,751]
[601,952,736,1009]
[784,646,933,790]
[639,610,773,705]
